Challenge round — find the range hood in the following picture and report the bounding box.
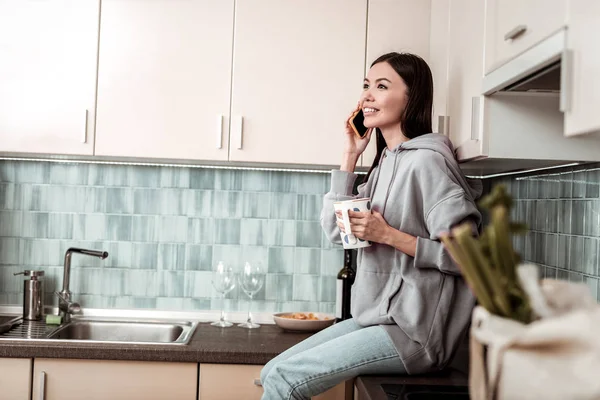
[482,29,568,106]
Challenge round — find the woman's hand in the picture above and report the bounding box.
[343,102,373,158]
[336,210,391,244]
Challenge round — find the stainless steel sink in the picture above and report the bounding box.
[46,319,197,345]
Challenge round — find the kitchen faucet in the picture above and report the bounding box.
[57,247,109,323]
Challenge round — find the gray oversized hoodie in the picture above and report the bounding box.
[321,133,482,374]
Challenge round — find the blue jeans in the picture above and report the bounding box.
[260,319,406,399]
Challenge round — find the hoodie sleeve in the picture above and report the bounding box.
[414,191,480,275]
[411,152,482,275]
[320,169,370,245]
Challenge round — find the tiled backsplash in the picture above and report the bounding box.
[495,162,600,301]
[0,161,344,314]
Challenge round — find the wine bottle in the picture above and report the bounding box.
[335,249,356,322]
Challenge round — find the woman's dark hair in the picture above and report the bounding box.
[365,52,433,181]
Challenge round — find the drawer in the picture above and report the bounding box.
[484,0,567,73]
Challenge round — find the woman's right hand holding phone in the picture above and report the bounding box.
[341,102,372,172]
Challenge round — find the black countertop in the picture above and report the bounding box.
[0,322,313,365]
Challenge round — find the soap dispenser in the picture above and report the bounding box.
[13,270,45,320]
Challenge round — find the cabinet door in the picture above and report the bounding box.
[0,358,32,400]
[229,0,366,166]
[447,0,486,161]
[199,363,349,400]
[0,0,99,155]
[428,0,450,135]
[95,0,234,161]
[484,0,567,73]
[32,358,197,400]
[361,0,433,168]
[564,0,600,137]
[199,364,264,400]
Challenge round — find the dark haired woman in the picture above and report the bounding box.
[260,52,482,400]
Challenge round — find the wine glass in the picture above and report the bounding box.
[211,261,236,327]
[238,262,265,329]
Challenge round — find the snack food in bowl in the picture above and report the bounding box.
[273,312,335,332]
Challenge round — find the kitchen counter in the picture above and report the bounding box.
[0,322,312,365]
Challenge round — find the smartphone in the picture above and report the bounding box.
[349,109,369,138]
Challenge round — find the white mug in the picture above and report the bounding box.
[333,198,372,249]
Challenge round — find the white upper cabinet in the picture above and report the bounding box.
[94,0,235,161]
[563,0,600,137]
[484,0,567,73]
[361,0,432,167]
[229,0,366,166]
[447,0,486,161]
[0,0,99,155]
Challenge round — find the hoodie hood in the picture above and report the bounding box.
[396,133,483,200]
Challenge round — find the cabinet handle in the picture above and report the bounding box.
[233,116,243,149]
[470,96,480,141]
[82,109,88,144]
[216,114,223,149]
[438,115,449,137]
[39,371,46,400]
[560,49,572,112]
[504,25,527,41]
[253,378,262,387]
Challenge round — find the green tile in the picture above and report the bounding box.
[265,275,293,301]
[296,221,323,248]
[296,194,322,221]
[157,271,185,297]
[292,275,319,301]
[124,270,158,297]
[296,173,328,194]
[88,164,129,187]
[267,220,296,246]
[214,169,243,191]
[131,216,159,242]
[105,215,133,241]
[585,169,600,198]
[127,166,160,188]
[131,243,158,269]
[48,163,90,185]
[0,211,22,237]
[157,216,188,243]
[214,219,241,245]
[189,168,215,189]
[240,219,268,246]
[160,167,190,188]
[183,271,213,297]
[184,244,213,271]
[241,170,271,192]
[319,276,336,302]
[106,188,134,214]
[320,249,344,276]
[187,190,213,217]
[157,243,186,270]
[14,161,50,184]
[268,247,295,274]
[269,193,297,219]
[270,171,298,193]
[187,218,215,244]
[0,184,22,210]
[242,192,271,218]
[294,248,320,274]
[212,191,242,218]
[211,245,242,271]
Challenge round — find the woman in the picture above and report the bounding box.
[260,52,482,399]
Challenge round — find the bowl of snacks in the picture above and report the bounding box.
[272,312,335,332]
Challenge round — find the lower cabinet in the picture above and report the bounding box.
[32,358,197,400]
[199,363,351,400]
[0,358,32,400]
